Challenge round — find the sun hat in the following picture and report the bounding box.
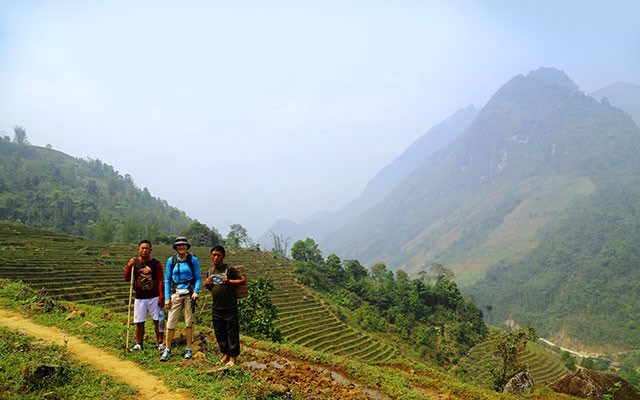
[172,236,191,250]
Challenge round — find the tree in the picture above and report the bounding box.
[370,262,389,282]
[269,231,290,257]
[290,237,323,266]
[92,217,117,242]
[226,223,252,248]
[13,125,28,146]
[418,262,456,282]
[238,278,282,342]
[181,221,221,247]
[344,259,368,281]
[560,351,576,371]
[323,254,343,280]
[581,357,595,369]
[489,325,538,392]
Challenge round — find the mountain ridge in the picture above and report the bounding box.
[322,68,640,274]
[259,104,478,247]
[314,67,640,350]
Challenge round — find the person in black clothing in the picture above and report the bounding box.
[204,245,246,366]
[124,240,165,351]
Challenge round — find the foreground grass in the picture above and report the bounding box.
[0,326,136,399]
[0,280,577,400]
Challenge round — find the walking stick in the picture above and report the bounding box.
[125,262,135,353]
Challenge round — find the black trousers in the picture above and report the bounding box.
[212,307,240,357]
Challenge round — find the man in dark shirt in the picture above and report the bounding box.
[124,240,165,351]
[204,245,246,366]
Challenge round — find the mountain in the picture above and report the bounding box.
[590,81,640,127]
[258,104,478,248]
[0,137,194,242]
[318,67,640,349]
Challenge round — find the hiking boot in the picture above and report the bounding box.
[157,342,166,351]
[160,348,172,362]
[132,343,143,351]
[183,348,193,359]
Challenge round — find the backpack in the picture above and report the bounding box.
[171,253,196,291]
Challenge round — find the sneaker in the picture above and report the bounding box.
[132,343,143,351]
[157,343,166,351]
[183,348,193,359]
[160,348,172,362]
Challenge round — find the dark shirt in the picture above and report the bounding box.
[209,263,241,310]
[124,258,163,300]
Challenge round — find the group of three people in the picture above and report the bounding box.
[123,236,245,366]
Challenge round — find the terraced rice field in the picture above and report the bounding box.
[462,339,569,387]
[0,221,394,364]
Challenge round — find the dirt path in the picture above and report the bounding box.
[0,307,191,400]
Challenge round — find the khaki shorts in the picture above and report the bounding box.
[166,292,194,329]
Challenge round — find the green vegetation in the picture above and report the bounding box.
[472,185,640,350]
[457,337,570,392]
[0,325,135,399]
[291,238,488,365]
[238,278,283,342]
[0,135,197,242]
[487,326,538,391]
[225,223,253,249]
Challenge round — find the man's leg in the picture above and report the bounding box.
[153,320,163,347]
[135,322,145,345]
[227,309,240,359]
[132,299,148,349]
[165,328,175,350]
[184,296,194,348]
[161,294,182,361]
[149,298,164,348]
[166,294,185,351]
[185,326,192,348]
[212,309,230,355]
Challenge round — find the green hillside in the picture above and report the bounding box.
[0,137,194,242]
[470,185,640,351]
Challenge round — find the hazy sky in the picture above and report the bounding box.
[1,1,639,238]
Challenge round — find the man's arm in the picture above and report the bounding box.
[124,257,136,282]
[156,260,164,305]
[224,266,246,286]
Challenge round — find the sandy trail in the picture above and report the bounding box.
[0,307,191,400]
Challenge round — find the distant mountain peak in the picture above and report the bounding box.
[525,67,579,91]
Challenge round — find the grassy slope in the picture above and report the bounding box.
[0,324,136,399]
[0,221,579,399]
[405,175,595,287]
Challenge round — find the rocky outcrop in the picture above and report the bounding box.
[551,368,640,400]
[503,369,534,394]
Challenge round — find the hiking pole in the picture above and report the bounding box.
[125,264,134,354]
